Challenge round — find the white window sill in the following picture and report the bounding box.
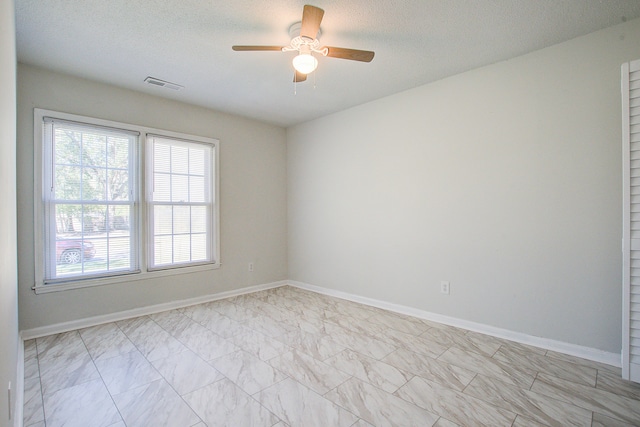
[33,262,220,294]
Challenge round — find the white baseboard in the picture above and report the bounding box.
[19,278,621,368]
[20,280,287,340]
[287,280,621,368]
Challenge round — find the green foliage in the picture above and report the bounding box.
[53,127,132,233]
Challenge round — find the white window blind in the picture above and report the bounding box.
[147,135,215,269]
[43,118,139,283]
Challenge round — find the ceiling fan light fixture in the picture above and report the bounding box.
[232,5,375,82]
[292,53,318,74]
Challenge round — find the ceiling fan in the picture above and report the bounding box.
[232,5,375,83]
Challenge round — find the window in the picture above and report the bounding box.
[147,135,214,269]
[35,109,219,292]
[42,118,138,283]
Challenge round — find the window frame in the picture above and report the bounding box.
[146,134,215,271]
[42,117,140,283]
[33,109,220,294]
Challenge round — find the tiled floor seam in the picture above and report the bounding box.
[319,376,364,421]
[80,331,131,427]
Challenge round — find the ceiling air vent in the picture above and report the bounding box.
[144,76,184,91]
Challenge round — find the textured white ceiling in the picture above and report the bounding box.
[15,0,640,127]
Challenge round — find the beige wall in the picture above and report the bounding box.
[17,64,288,330]
[0,0,19,424]
[288,18,640,353]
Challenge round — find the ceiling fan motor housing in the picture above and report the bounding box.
[284,23,328,57]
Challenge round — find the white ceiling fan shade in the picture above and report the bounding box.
[293,54,318,74]
[292,45,318,74]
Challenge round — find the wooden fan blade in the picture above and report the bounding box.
[300,5,324,39]
[325,46,375,62]
[232,46,285,51]
[294,70,307,83]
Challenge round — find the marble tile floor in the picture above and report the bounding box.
[22,285,640,427]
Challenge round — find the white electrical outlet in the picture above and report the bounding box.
[440,281,450,295]
[248,262,254,272]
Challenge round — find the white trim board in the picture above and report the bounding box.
[20,278,621,368]
[13,339,24,427]
[20,280,287,340]
[288,280,621,368]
